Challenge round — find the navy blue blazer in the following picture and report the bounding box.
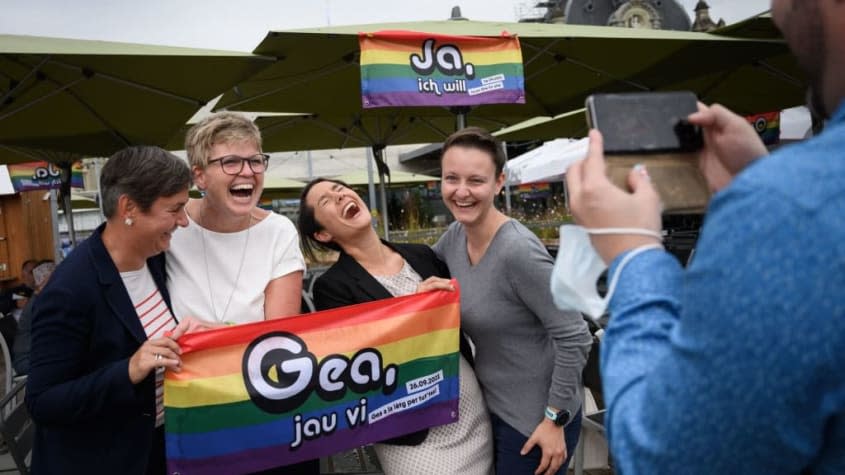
[26,224,172,475]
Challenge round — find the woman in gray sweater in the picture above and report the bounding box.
[433,127,592,475]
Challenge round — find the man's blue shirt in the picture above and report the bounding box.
[603,102,845,474]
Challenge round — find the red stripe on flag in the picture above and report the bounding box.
[176,280,460,354]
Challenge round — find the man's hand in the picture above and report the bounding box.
[566,130,663,263]
[687,103,768,192]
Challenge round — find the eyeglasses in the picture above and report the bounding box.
[207,153,270,175]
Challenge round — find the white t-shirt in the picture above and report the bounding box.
[120,264,177,427]
[166,212,305,325]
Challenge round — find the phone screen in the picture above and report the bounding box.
[585,91,702,154]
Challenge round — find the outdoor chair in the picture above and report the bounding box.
[572,322,609,474]
[572,387,609,475]
[301,290,316,314]
[0,380,32,475]
[0,330,25,399]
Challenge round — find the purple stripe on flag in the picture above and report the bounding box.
[363,89,525,108]
[166,399,459,475]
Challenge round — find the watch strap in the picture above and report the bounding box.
[544,406,570,427]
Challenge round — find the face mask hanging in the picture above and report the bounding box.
[550,225,662,321]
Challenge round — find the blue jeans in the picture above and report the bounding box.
[491,409,582,475]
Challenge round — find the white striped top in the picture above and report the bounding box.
[121,264,177,428]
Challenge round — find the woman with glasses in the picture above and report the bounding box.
[165,112,314,474]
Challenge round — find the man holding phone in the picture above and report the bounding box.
[565,1,845,474]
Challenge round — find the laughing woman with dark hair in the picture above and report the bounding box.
[298,178,494,475]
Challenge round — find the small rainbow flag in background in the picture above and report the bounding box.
[359,30,524,108]
[745,111,780,145]
[6,161,84,192]
[165,285,461,475]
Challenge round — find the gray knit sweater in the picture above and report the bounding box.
[434,219,592,436]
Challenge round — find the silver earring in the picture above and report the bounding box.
[124,217,134,226]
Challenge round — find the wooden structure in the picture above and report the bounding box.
[0,190,54,284]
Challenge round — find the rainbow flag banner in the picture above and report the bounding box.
[745,111,780,145]
[359,30,524,108]
[165,286,461,475]
[7,161,84,192]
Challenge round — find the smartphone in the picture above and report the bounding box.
[585,91,703,154]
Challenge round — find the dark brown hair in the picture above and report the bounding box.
[100,146,192,218]
[297,178,351,262]
[440,126,507,176]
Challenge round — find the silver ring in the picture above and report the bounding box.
[155,353,163,362]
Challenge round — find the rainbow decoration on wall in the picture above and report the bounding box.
[359,30,524,108]
[6,161,84,192]
[745,111,780,145]
[165,285,461,475]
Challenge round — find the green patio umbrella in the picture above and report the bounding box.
[219,19,803,236]
[70,190,98,210]
[0,144,79,164]
[255,112,510,153]
[0,34,273,248]
[0,34,273,157]
[263,175,307,190]
[332,169,438,187]
[218,20,799,121]
[712,12,779,40]
[493,108,588,142]
[493,11,803,143]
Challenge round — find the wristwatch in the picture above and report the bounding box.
[544,407,571,427]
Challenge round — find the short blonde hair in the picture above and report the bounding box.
[184,112,262,168]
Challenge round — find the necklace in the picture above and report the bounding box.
[197,203,252,323]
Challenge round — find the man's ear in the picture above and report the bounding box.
[314,229,333,244]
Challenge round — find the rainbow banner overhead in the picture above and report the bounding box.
[359,30,524,108]
[745,111,780,145]
[6,161,84,192]
[165,285,461,475]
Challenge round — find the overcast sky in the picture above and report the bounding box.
[1,0,771,52]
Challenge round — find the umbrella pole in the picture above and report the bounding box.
[59,162,77,248]
[371,146,390,240]
[502,141,512,215]
[365,148,378,217]
[49,189,62,261]
[451,106,469,130]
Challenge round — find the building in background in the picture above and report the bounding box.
[517,0,725,32]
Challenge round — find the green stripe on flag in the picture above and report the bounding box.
[166,353,459,434]
[361,63,523,81]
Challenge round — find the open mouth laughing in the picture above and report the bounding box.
[342,201,361,219]
[230,183,255,199]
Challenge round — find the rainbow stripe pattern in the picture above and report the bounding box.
[165,285,461,475]
[359,30,524,108]
[746,111,780,145]
[7,161,84,192]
